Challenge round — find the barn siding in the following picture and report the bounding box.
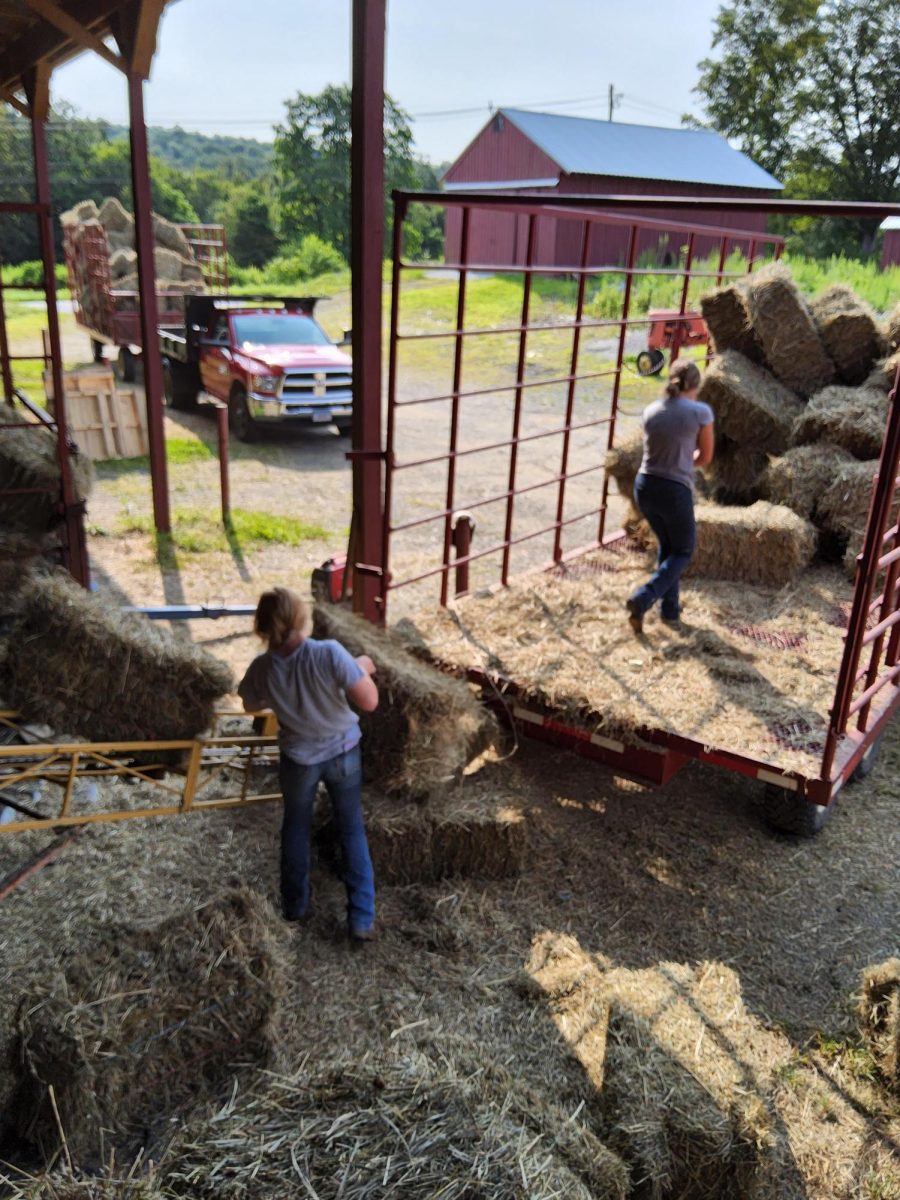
[882,230,900,269]
[442,120,777,271]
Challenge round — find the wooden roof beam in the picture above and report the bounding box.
[112,0,165,79]
[22,0,127,73]
[0,84,30,117]
[23,60,51,122]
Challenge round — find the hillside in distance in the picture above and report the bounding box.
[106,123,273,178]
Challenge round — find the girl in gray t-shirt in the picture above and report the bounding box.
[625,358,714,635]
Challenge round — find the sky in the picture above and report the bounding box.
[50,0,727,166]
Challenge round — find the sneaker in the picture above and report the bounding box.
[625,598,644,636]
[349,925,377,942]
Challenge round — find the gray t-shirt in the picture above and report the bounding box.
[639,394,714,491]
[238,638,365,765]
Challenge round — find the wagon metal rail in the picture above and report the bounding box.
[0,708,281,834]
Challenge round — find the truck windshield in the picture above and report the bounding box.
[232,314,331,348]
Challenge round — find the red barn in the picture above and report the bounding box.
[442,109,782,267]
[881,217,900,269]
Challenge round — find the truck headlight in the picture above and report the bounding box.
[251,374,280,395]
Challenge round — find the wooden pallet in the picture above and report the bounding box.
[44,366,148,460]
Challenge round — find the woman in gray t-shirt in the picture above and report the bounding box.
[625,358,714,635]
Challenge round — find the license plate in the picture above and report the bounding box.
[312,411,332,423]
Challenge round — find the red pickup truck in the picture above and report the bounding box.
[160,296,353,440]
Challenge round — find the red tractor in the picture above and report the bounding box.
[636,309,709,376]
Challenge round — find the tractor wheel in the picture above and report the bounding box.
[162,358,198,411]
[229,385,258,443]
[761,783,832,837]
[636,348,665,377]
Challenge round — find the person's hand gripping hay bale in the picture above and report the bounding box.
[810,284,888,385]
[743,261,836,397]
[238,587,378,938]
[698,350,804,454]
[699,280,766,364]
[858,959,900,1091]
[0,568,232,743]
[792,384,888,461]
[624,358,714,635]
[312,602,495,795]
[884,302,900,353]
[9,887,289,1167]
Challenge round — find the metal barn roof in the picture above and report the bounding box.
[881,216,900,231]
[500,109,782,191]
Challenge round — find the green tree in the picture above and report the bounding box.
[694,0,900,255]
[273,84,418,257]
[222,185,279,267]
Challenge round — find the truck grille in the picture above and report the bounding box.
[281,368,353,399]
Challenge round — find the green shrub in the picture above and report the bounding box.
[3,260,68,289]
[264,236,346,284]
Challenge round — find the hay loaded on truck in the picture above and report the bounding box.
[158,296,354,441]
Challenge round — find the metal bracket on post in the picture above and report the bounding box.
[451,510,476,597]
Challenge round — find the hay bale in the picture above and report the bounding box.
[98,196,133,233]
[320,781,531,885]
[108,247,137,279]
[9,888,288,1165]
[152,213,191,257]
[865,350,900,394]
[163,1054,628,1200]
[0,568,233,742]
[180,259,205,285]
[763,443,855,520]
[605,431,643,499]
[700,282,766,363]
[743,262,836,396]
[817,458,876,539]
[9,1170,162,1198]
[633,500,816,586]
[810,284,887,384]
[792,385,888,460]
[154,247,184,280]
[885,302,900,352]
[72,200,99,224]
[702,434,768,505]
[0,404,93,540]
[698,350,804,453]
[312,604,494,796]
[106,228,135,253]
[859,960,900,1089]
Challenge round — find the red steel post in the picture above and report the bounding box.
[379,193,406,625]
[215,403,230,522]
[0,260,14,400]
[452,511,475,596]
[350,0,387,623]
[31,112,90,588]
[599,223,638,543]
[553,219,591,562]
[669,231,695,364]
[127,70,170,535]
[440,205,471,605]
[501,213,537,586]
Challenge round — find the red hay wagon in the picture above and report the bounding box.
[346,190,900,837]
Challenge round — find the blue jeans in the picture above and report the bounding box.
[630,473,696,620]
[279,744,375,931]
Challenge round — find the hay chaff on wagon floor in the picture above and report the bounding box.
[743,262,835,397]
[312,603,495,797]
[698,351,804,454]
[810,284,887,385]
[8,887,289,1167]
[0,568,233,742]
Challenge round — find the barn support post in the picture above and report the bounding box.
[25,64,90,587]
[349,0,387,623]
[125,68,170,535]
[0,260,14,401]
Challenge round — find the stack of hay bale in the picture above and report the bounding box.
[0,403,93,556]
[607,262,899,584]
[61,196,206,322]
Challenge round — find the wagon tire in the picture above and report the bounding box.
[761,783,832,837]
[91,338,105,364]
[162,358,198,411]
[114,346,136,384]
[335,418,352,437]
[636,348,665,377]
[850,734,882,783]
[229,385,258,443]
